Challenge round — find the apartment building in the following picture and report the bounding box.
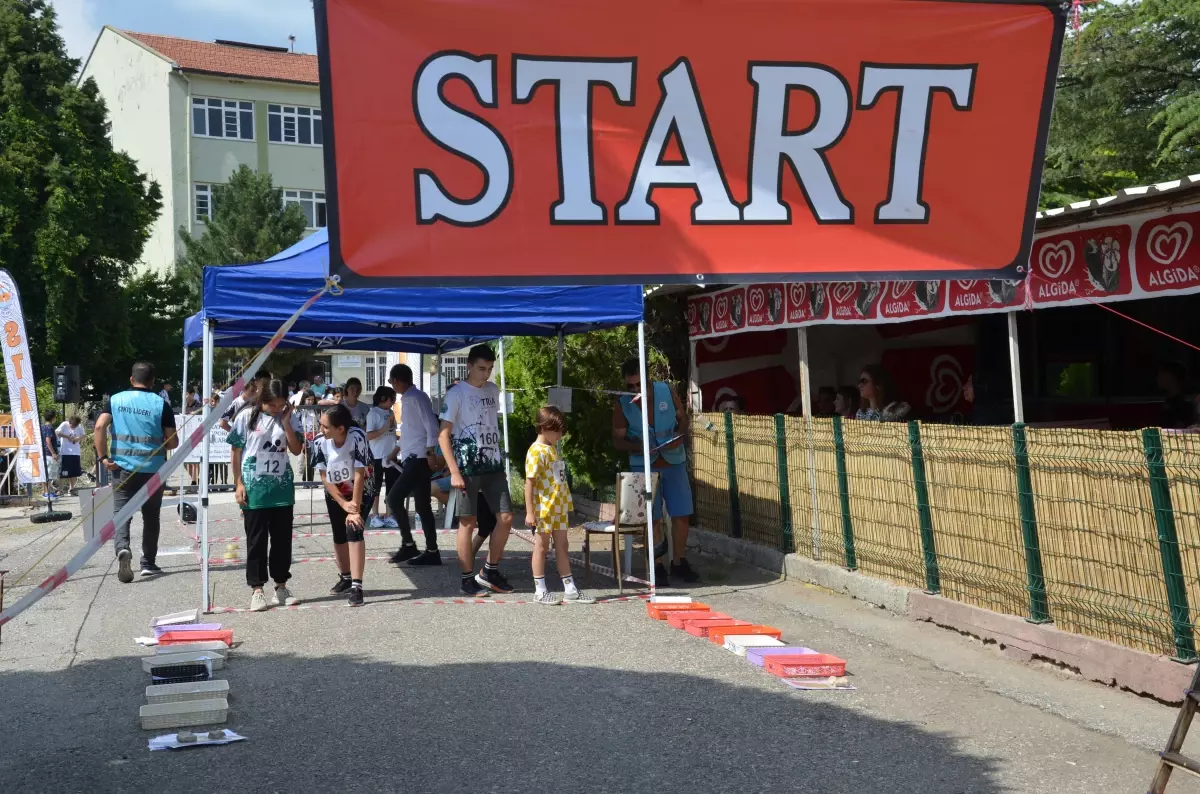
[80,28,327,275]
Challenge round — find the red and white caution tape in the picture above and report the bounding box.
[0,281,335,628]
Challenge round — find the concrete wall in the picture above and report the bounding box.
[80,29,176,274]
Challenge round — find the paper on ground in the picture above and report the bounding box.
[148,729,246,751]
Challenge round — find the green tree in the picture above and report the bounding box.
[0,0,161,393]
[177,164,307,298]
[1042,0,1200,208]
[503,322,672,495]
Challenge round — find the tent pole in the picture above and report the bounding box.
[637,321,656,594]
[556,331,564,387]
[688,339,701,413]
[1007,311,1025,423]
[200,320,213,614]
[498,338,511,483]
[181,342,189,492]
[799,326,821,560]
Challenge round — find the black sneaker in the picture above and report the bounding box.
[140,563,163,577]
[654,563,670,587]
[117,549,133,584]
[389,544,420,564]
[329,576,353,595]
[476,567,514,594]
[406,549,442,566]
[461,576,490,598]
[348,586,364,607]
[672,558,700,583]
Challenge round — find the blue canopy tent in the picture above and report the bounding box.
[184,229,648,609]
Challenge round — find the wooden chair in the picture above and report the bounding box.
[583,472,659,594]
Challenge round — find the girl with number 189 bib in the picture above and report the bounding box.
[314,404,375,606]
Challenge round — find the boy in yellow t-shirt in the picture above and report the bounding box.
[524,406,594,605]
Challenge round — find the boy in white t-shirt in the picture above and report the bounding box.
[366,386,400,528]
[55,416,86,493]
[439,344,513,598]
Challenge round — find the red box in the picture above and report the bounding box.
[647,602,709,620]
[667,611,729,629]
[157,629,233,647]
[708,625,782,646]
[684,618,751,638]
[764,654,847,678]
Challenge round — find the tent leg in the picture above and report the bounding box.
[498,338,511,483]
[1008,311,1025,423]
[181,343,189,492]
[637,322,656,594]
[200,320,213,614]
[688,339,701,413]
[556,332,564,387]
[799,326,821,561]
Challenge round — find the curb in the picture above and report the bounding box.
[684,526,1194,703]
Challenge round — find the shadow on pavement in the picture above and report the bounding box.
[0,654,1002,793]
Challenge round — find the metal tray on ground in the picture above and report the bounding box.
[144,651,225,674]
[139,698,229,730]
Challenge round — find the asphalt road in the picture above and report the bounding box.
[1,493,1197,793]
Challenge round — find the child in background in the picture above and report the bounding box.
[524,406,594,605]
[366,386,400,529]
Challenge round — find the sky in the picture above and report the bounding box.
[48,0,318,63]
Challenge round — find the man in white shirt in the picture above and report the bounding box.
[385,364,443,566]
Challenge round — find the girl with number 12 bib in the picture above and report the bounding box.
[314,404,376,606]
[228,379,305,613]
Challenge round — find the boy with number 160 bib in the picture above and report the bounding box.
[439,344,514,598]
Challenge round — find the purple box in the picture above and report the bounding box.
[746,647,815,667]
[154,623,223,638]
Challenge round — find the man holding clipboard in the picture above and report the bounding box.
[612,359,698,585]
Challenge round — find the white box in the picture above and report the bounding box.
[144,651,225,673]
[144,680,230,705]
[139,698,229,730]
[153,641,228,657]
[151,609,199,628]
[648,596,692,604]
[723,636,786,656]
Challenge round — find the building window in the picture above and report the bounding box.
[443,356,469,385]
[364,356,377,393]
[194,183,213,222]
[283,189,327,229]
[192,97,254,140]
[267,104,322,146]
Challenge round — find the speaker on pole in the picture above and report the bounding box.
[53,365,80,404]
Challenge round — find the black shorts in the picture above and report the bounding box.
[60,455,83,478]
[326,493,375,544]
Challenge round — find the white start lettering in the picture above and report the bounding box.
[1148,267,1200,287]
[414,55,976,226]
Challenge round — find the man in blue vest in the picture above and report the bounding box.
[93,361,178,583]
[612,359,699,585]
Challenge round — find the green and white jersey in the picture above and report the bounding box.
[227,409,301,510]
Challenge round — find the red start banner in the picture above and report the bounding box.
[316,0,1064,286]
[688,202,1200,339]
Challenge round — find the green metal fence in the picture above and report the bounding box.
[691,413,1200,660]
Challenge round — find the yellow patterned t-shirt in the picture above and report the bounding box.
[525,441,573,533]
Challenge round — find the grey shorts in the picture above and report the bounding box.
[454,472,511,518]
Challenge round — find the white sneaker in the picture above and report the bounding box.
[271,585,300,606]
[534,590,561,606]
[382,515,399,529]
[562,589,596,604]
[249,589,268,612]
[368,515,386,529]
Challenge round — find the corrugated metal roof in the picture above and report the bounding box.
[1037,174,1200,220]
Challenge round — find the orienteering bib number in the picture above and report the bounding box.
[551,459,567,485]
[256,452,287,477]
[328,464,352,484]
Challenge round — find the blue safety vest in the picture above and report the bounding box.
[110,388,166,472]
[621,381,685,470]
